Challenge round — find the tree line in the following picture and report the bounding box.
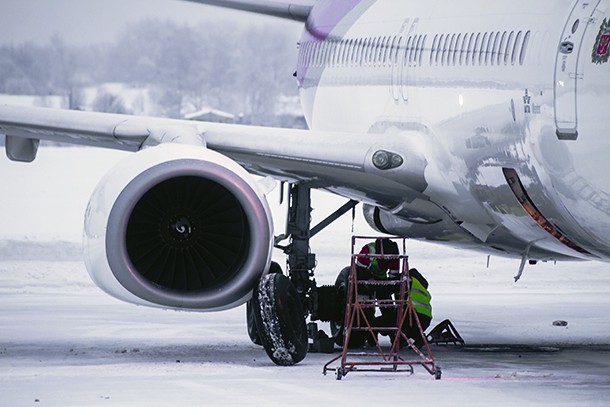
[0,19,301,126]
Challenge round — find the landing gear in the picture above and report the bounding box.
[250,184,358,366]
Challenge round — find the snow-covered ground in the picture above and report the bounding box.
[1,147,610,406]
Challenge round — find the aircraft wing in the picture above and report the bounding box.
[0,104,425,207]
[180,0,314,21]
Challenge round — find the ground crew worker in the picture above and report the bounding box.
[354,238,400,345]
[355,239,432,348]
[403,267,432,348]
[355,238,400,281]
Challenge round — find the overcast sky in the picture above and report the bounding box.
[0,0,302,46]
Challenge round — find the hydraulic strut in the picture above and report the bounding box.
[275,183,357,315]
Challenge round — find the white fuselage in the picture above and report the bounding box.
[295,0,610,261]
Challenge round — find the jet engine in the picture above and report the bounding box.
[83,143,274,311]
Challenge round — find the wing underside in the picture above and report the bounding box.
[0,105,425,208]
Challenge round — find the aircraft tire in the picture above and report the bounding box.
[331,266,370,348]
[252,272,308,366]
[246,300,262,345]
[246,262,282,346]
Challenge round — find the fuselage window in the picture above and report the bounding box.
[446,34,455,66]
[409,35,421,66]
[309,41,317,67]
[441,34,450,65]
[479,32,489,65]
[363,37,371,66]
[458,33,466,65]
[394,36,402,65]
[494,32,503,66]
[466,33,475,66]
[456,33,462,65]
[372,36,380,66]
[346,39,353,66]
[345,39,356,66]
[494,32,502,65]
[371,36,378,66]
[336,40,344,67]
[497,31,507,65]
[331,40,339,67]
[380,36,388,66]
[382,36,391,66]
[343,39,351,66]
[371,37,379,66]
[387,36,394,65]
[434,34,443,65]
[319,41,327,67]
[357,38,365,66]
[455,33,464,65]
[318,41,324,67]
[436,34,443,65]
[375,36,383,66]
[490,32,499,65]
[328,40,335,67]
[334,40,342,67]
[485,32,495,65]
[417,35,428,66]
[519,30,531,65]
[387,36,395,66]
[430,34,439,65]
[504,31,515,65]
[320,41,327,67]
[471,33,481,65]
[303,41,311,66]
[354,38,361,66]
[512,31,522,65]
[443,34,451,66]
[404,36,413,66]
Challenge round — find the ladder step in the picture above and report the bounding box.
[349,327,399,331]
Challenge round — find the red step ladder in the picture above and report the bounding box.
[323,236,441,380]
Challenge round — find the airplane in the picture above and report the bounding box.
[1,0,609,366]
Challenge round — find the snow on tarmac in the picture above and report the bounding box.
[1,147,610,406]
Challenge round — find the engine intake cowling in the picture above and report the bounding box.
[84,143,274,311]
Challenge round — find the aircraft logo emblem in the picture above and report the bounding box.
[592,18,610,64]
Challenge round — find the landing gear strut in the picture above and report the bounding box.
[249,183,357,365]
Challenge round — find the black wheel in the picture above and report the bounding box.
[252,272,308,366]
[246,262,282,346]
[435,366,442,380]
[246,300,262,345]
[330,267,350,343]
[331,266,371,348]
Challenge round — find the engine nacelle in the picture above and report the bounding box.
[83,143,274,311]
